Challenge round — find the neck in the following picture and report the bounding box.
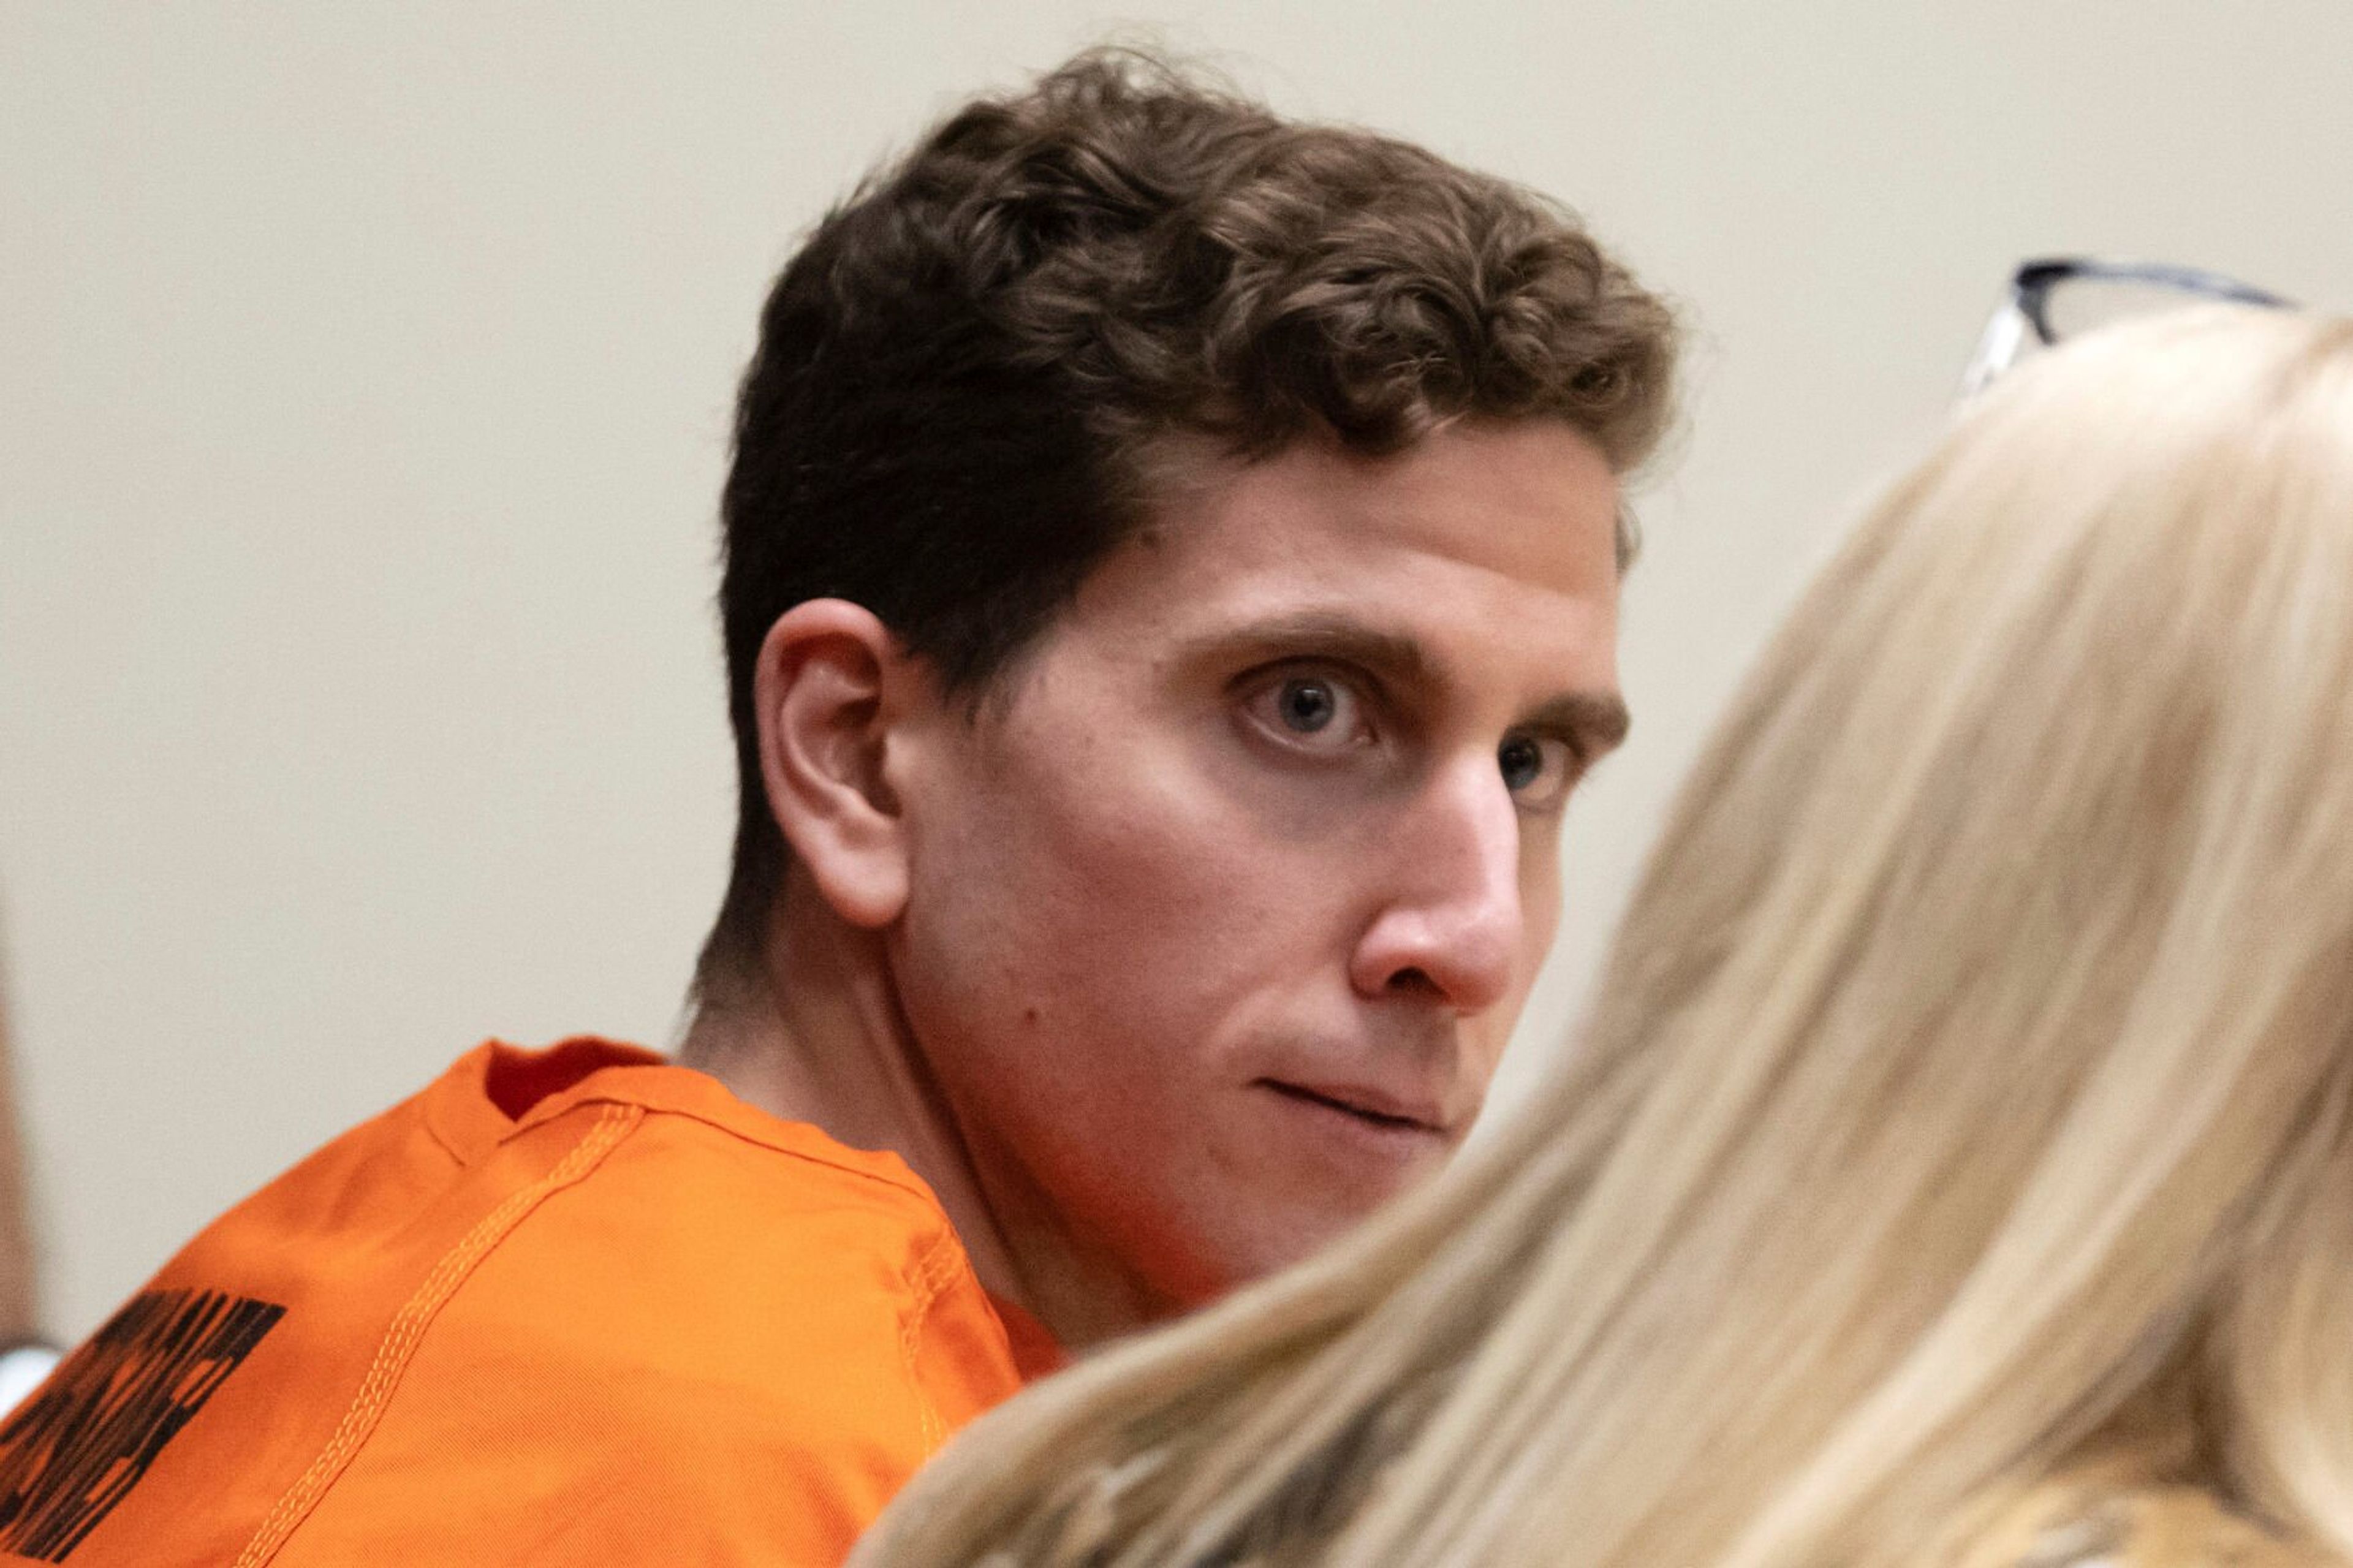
[676,874,1166,1350]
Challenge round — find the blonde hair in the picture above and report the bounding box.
[855,307,2353,1567]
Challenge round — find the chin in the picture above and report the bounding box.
[1126,1145,1453,1303]
[1203,1205,1395,1295]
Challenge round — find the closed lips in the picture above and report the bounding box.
[1260,1080,1442,1132]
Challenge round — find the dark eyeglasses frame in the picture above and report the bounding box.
[1961,256,2294,396]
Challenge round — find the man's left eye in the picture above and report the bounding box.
[1498,733,1577,808]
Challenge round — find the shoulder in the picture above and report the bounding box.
[441,1086,1012,1423]
[517,1047,969,1259]
[287,1086,1028,1560]
[0,1047,1025,1565]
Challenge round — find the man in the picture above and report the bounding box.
[0,50,1674,1566]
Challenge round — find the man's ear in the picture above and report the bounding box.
[751,599,920,930]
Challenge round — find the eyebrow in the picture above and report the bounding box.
[1182,610,1632,757]
[1526,689,1631,757]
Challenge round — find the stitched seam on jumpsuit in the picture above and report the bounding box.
[230,1102,642,1567]
[901,1227,963,1455]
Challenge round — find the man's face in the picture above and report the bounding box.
[887,420,1626,1311]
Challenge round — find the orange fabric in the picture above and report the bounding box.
[0,1039,1058,1566]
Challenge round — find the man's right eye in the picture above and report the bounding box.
[1241,672,1374,754]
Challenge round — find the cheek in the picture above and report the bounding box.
[1007,711,1287,924]
[914,743,1375,1108]
[1521,846,1565,957]
[902,750,1246,1051]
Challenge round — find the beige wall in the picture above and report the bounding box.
[4,2,2349,1339]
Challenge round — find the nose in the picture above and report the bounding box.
[1349,754,1524,1014]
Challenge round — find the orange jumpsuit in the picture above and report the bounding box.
[0,1039,1055,1565]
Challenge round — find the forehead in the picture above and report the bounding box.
[1053,420,1623,688]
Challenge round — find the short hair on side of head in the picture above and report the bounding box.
[697,47,1680,984]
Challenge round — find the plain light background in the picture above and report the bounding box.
[5,2,2350,1340]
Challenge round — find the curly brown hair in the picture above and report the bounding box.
[702,48,1680,974]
